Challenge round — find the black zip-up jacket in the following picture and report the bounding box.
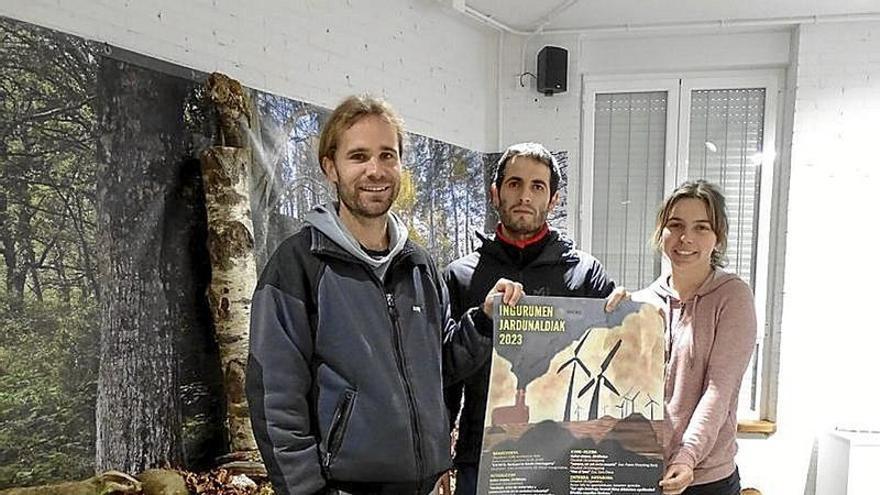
[247,226,493,495]
[443,229,615,465]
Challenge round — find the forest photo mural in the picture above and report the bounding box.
[0,15,569,489]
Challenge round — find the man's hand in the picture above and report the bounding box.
[482,278,524,317]
[659,463,694,494]
[435,471,452,495]
[604,286,629,312]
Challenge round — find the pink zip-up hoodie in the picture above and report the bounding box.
[634,268,756,486]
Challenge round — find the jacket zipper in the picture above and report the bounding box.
[323,389,356,470]
[385,291,425,479]
[314,237,427,478]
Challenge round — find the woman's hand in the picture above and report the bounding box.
[604,286,629,312]
[659,463,694,494]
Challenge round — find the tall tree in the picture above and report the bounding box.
[251,94,328,269]
[94,59,188,473]
[482,153,501,232]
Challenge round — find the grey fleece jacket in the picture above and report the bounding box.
[634,268,756,486]
[246,203,494,495]
[303,203,408,280]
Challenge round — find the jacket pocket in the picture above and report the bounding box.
[411,266,426,311]
[323,388,357,471]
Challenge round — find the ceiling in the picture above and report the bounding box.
[464,0,880,33]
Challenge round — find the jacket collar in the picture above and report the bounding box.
[309,226,429,268]
[494,223,550,249]
[475,228,579,267]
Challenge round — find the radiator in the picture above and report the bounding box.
[816,428,880,495]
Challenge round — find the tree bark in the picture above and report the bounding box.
[0,191,17,299]
[201,73,259,459]
[94,59,187,473]
[10,184,33,301]
[200,147,258,455]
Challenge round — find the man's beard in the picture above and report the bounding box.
[336,181,399,219]
[498,200,548,237]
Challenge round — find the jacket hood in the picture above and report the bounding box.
[304,203,408,280]
[647,267,740,303]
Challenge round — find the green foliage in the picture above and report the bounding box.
[0,298,98,489]
[1,18,100,486]
[0,18,99,306]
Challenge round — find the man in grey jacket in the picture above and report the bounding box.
[246,94,522,495]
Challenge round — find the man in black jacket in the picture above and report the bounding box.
[444,142,617,495]
[246,95,522,495]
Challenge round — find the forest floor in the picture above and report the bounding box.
[183,468,273,495]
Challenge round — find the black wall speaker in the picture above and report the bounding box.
[537,46,568,95]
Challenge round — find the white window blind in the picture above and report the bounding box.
[591,91,667,289]
[584,72,782,423]
[687,88,765,288]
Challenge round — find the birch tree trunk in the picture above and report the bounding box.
[201,147,258,455]
[201,73,260,464]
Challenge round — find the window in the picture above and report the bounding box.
[591,91,667,289]
[580,71,784,425]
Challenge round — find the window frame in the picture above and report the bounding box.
[575,76,681,251]
[578,69,786,428]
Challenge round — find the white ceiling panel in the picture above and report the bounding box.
[465,0,880,32]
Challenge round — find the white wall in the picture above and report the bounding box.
[500,29,791,178]
[737,21,880,495]
[498,32,584,173]
[0,0,500,151]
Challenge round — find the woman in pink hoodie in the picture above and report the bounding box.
[635,180,757,495]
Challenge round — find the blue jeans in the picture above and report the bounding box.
[683,467,741,495]
[454,463,478,495]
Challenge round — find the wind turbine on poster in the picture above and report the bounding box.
[578,339,623,420]
[618,386,634,416]
[557,328,593,422]
[644,394,660,420]
[624,389,641,417]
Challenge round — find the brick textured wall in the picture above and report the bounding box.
[760,20,880,494]
[0,0,499,150]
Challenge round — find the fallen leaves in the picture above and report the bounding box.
[183,469,272,495]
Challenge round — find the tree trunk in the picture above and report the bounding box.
[94,59,187,473]
[74,197,100,299]
[0,191,17,299]
[21,206,41,302]
[10,185,32,301]
[202,73,259,460]
[449,174,459,258]
[465,184,471,251]
[200,147,258,455]
[483,153,499,233]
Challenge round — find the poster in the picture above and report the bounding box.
[480,295,666,495]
